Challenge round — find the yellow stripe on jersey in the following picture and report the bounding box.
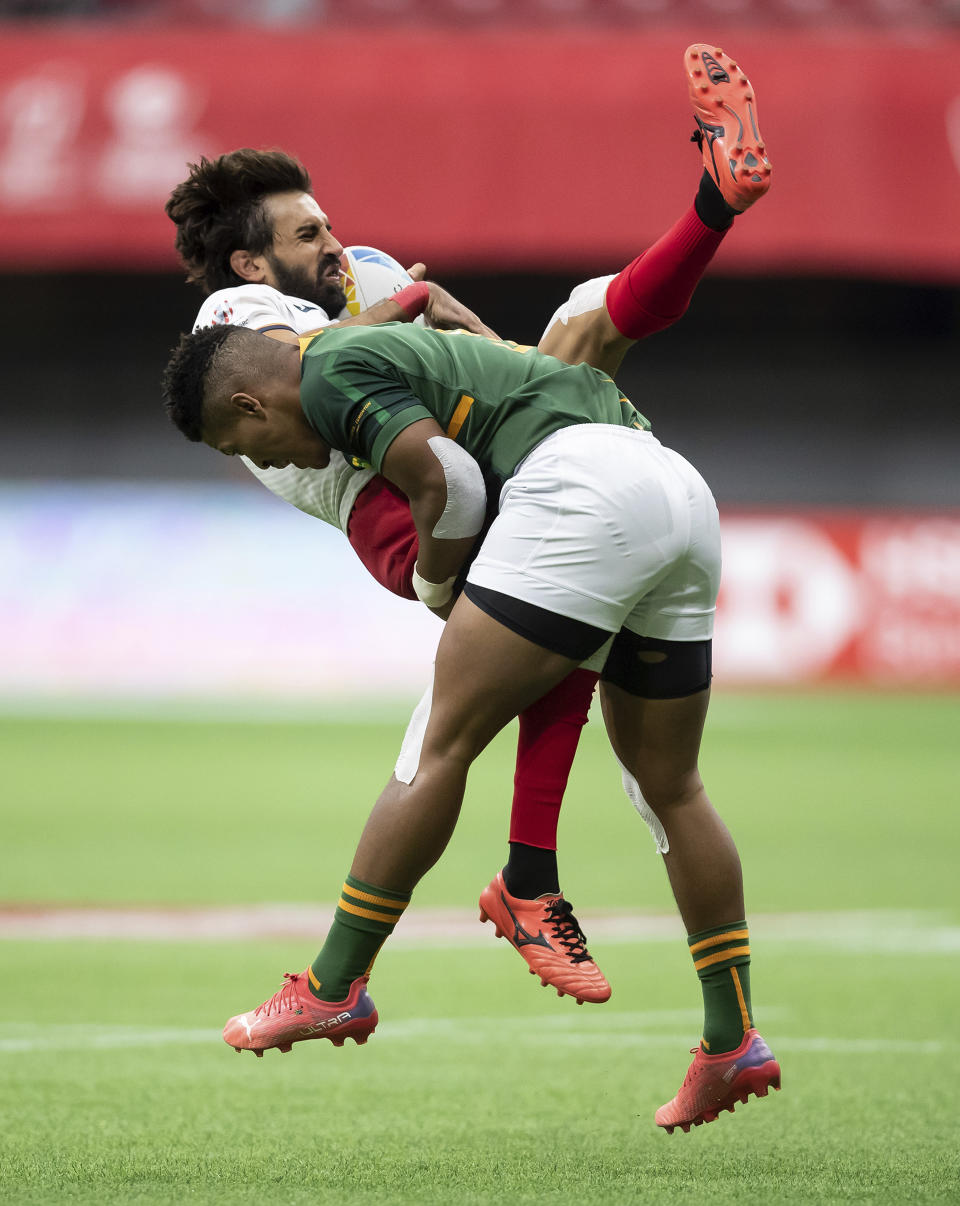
[446,394,475,440]
[693,945,751,972]
[688,929,750,955]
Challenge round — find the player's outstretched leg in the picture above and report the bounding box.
[479,871,611,1004]
[223,970,377,1057]
[655,1030,781,1134]
[686,43,772,212]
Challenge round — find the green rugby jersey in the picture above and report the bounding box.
[298,322,650,488]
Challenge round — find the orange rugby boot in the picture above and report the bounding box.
[655,1028,781,1133]
[223,969,377,1057]
[685,44,772,212]
[479,871,611,1004]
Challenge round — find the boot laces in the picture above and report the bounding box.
[254,972,302,1018]
[544,898,593,964]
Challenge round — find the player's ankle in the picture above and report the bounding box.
[694,169,738,231]
[503,842,560,898]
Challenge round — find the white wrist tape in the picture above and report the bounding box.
[411,565,457,608]
[427,435,486,539]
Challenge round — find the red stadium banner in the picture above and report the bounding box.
[0,25,958,277]
[715,511,960,686]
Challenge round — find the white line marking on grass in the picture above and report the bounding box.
[0,1025,221,1052]
[0,907,958,954]
[1,1016,951,1057]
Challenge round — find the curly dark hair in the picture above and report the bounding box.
[161,324,237,442]
[165,148,313,295]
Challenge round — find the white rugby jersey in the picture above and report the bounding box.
[193,284,375,533]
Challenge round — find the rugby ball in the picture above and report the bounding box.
[338,245,426,325]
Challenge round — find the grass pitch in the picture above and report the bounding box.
[1,691,958,1204]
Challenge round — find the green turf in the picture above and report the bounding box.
[2,691,958,911]
[2,693,959,1203]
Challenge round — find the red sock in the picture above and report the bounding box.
[509,668,599,850]
[346,478,419,600]
[604,203,727,341]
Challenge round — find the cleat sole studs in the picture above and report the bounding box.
[253,1050,264,1058]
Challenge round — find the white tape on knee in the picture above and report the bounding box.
[427,436,486,539]
[617,758,669,854]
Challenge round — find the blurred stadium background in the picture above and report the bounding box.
[0,1,957,705]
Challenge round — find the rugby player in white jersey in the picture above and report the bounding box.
[163,41,771,1031]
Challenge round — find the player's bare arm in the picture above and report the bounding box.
[378,418,483,604]
[257,286,498,347]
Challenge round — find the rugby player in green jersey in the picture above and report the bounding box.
[163,34,766,1010]
[163,280,781,1130]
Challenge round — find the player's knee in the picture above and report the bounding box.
[420,725,486,772]
[632,763,704,815]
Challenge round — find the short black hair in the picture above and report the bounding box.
[161,324,236,442]
[165,148,313,295]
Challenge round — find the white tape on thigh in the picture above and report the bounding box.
[394,670,434,785]
[617,757,669,853]
[538,274,615,337]
[427,436,486,539]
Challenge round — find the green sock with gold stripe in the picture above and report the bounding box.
[688,921,753,1054]
[307,875,410,1002]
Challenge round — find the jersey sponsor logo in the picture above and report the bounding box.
[350,399,374,446]
[292,303,319,313]
[212,301,234,324]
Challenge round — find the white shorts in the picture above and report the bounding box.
[466,424,721,642]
